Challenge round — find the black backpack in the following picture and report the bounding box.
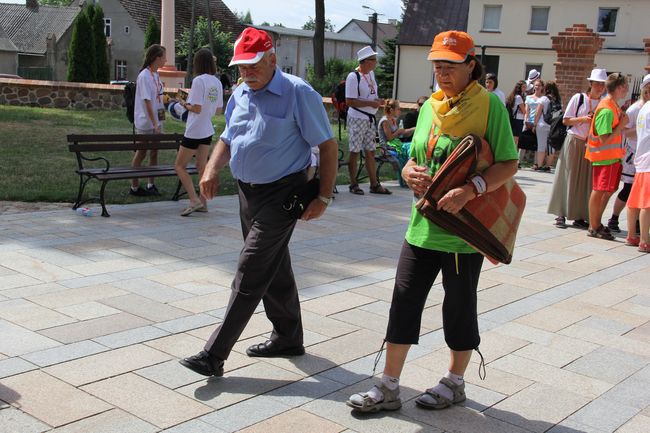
[123,82,136,123]
[548,94,584,150]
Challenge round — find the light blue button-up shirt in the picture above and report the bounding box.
[220,67,334,184]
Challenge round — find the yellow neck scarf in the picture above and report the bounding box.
[429,81,489,139]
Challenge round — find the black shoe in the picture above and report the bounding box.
[246,340,305,358]
[179,351,224,376]
[146,184,161,196]
[572,219,589,229]
[554,216,567,228]
[129,186,150,197]
[607,218,621,233]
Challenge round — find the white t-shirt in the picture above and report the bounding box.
[345,69,378,120]
[563,92,601,140]
[184,74,223,139]
[635,100,650,172]
[526,95,550,127]
[622,101,643,179]
[134,68,164,130]
[513,94,525,120]
[492,88,506,105]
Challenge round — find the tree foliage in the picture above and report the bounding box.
[86,4,109,83]
[302,16,334,32]
[67,10,96,83]
[261,22,285,27]
[375,37,396,98]
[177,17,233,72]
[235,10,253,24]
[306,57,358,96]
[144,16,161,49]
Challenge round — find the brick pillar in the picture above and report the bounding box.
[644,38,650,73]
[552,24,604,108]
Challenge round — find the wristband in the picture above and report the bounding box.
[468,175,487,196]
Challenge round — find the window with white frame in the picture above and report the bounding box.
[482,5,502,31]
[530,7,550,32]
[104,18,112,37]
[597,8,618,34]
[115,60,127,80]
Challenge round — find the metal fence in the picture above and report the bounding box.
[17,66,53,81]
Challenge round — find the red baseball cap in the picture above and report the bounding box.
[427,31,475,63]
[229,28,274,66]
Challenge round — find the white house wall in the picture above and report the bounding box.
[395,45,434,103]
[468,0,646,50]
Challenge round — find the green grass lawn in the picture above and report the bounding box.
[0,105,399,204]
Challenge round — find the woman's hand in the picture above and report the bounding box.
[402,163,432,197]
[437,185,475,214]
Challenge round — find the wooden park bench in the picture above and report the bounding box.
[67,133,197,217]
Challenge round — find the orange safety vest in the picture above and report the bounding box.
[585,98,624,162]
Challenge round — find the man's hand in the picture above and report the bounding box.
[437,185,475,214]
[199,168,220,200]
[301,199,327,221]
[403,163,432,197]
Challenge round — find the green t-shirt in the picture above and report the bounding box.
[405,92,519,253]
[592,108,620,166]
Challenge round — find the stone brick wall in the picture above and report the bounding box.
[551,24,604,108]
[0,78,418,120]
[0,78,125,110]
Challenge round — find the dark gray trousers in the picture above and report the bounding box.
[204,172,305,360]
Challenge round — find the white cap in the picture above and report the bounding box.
[642,73,650,89]
[527,69,540,81]
[357,46,378,62]
[587,68,608,83]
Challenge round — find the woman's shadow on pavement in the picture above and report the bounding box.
[189,352,590,433]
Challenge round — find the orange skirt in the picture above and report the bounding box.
[628,172,650,209]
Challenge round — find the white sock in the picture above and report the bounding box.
[147,183,154,188]
[131,186,139,191]
[365,374,399,403]
[382,374,400,390]
[428,371,463,401]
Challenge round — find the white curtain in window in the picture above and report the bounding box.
[483,5,502,30]
[530,7,549,31]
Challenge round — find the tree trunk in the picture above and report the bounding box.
[313,0,325,79]
[186,0,196,87]
[205,0,215,54]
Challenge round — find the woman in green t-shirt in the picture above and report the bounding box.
[347,31,518,413]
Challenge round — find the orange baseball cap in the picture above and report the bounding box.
[427,31,476,63]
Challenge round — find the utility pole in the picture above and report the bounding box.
[362,5,382,51]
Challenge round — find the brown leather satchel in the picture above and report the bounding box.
[415,134,526,264]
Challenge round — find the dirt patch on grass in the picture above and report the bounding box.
[0,201,72,215]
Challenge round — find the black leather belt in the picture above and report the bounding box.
[238,169,307,188]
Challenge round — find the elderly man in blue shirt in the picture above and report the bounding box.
[179,28,338,377]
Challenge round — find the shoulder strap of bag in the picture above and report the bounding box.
[575,93,584,118]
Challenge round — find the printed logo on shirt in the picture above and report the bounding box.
[208,87,219,103]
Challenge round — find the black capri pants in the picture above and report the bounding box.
[386,241,484,351]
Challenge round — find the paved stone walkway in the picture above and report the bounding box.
[0,170,648,433]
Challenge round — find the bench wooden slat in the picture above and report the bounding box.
[69,142,181,152]
[67,133,182,143]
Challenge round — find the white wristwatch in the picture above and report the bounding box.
[318,195,333,206]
